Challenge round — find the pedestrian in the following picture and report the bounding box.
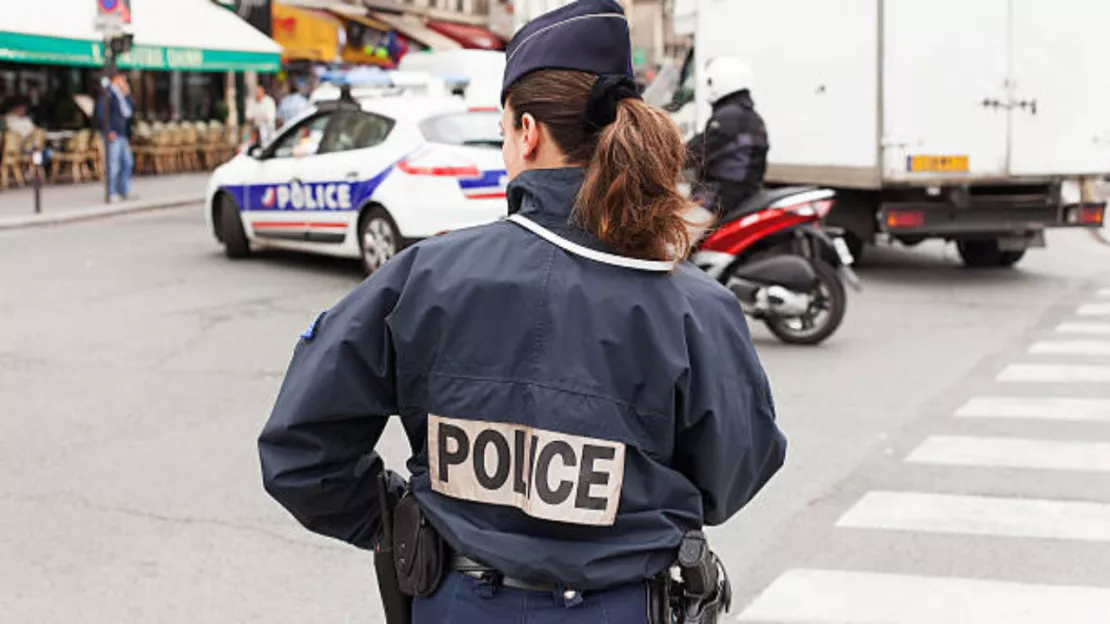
[3,98,35,139]
[93,72,135,203]
[275,80,310,129]
[257,0,786,622]
[244,83,276,145]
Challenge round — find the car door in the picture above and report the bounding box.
[289,109,400,237]
[238,111,334,238]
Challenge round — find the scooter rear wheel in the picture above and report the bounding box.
[762,260,846,345]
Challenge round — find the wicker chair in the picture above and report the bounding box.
[50,130,93,183]
[87,133,106,181]
[2,131,27,188]
[22,128,48,184]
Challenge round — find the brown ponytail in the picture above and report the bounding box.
[506,70,700,263]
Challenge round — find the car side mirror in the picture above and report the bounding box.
[248,144,263,159]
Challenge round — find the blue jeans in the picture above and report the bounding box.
[107,137,133,198]
[412,571,649,624]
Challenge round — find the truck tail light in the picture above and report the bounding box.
[886,210,925,229]
[1079,204,1105,226]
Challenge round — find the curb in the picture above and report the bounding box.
[0,194,203,231]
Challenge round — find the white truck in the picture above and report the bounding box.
[662,0,1108,266]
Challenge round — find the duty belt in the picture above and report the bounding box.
[451,554,563,593]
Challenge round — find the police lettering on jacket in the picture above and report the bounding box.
[428,415,626,526]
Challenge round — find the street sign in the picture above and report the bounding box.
[94,0,131,35]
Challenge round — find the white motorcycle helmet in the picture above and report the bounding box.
[703,56,754,105]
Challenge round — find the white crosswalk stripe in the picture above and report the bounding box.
[1057,322,1110,335]
[1029,340,1110,355]
[906,435,1110,472]
[737,288,1110,624]
[955,396,1110,421]
[997,363,1110,383]
[836,491,1110,542]
[736,569,1110,624]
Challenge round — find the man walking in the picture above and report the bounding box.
[94,72,135,203]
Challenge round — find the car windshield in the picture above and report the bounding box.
[419,111,502,149]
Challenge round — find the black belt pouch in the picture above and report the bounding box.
[392,492,447,597]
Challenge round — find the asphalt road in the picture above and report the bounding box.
[2,206,1109,623]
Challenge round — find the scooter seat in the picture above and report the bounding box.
[720,186,818,223]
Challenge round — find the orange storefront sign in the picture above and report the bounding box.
[271,4,341,63]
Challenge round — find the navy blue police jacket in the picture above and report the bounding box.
[258,167,786,590]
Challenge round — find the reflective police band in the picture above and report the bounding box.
[507,214,675,272]
[428,414,626,527]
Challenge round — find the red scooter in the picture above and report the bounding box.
[688,187,861,345]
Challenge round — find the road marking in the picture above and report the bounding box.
[997,363,1110,383]
[1078,303,1110,316]
[836,491,1110,542]
[956,396,1110,421]
[1057,322,1110,336]
[736,568,1110,624]
[1029,340,1110,355]
[907,436,1110,472]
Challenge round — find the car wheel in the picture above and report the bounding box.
[957,239,1025,268]
[358,207,401,276]
[218,194,251,259]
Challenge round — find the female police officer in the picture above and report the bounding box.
[258,1,786,621]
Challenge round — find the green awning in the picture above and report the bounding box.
[0,31,280,73]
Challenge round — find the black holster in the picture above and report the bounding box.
[651,530,733,624]
[374,472,412,624]
[392,490,448,597]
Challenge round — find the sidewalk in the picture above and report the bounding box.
[0,173,208,230]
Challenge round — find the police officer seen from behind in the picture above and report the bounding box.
[685,57,769,216]
[258,1,786,622]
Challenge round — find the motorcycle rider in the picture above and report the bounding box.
[685,57,769,217]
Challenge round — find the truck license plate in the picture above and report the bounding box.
[907,155,969,173]
[832,236,854,266]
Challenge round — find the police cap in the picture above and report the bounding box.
[500,0,635,105]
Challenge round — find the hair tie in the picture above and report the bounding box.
[585,75,641,130]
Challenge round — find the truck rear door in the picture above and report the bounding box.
[882,0,1011,182]
[1007,0,1110,176]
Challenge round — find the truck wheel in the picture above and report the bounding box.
[219,195,251,259]
[957,239,1026,268]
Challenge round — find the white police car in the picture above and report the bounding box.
[205,88,506,275]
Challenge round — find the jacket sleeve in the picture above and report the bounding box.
[257,251,415,549]
[673,299,787,526]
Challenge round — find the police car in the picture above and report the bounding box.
[205,85,507,275]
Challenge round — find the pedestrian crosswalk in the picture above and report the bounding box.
[1057,321,1110,335]
[737,569,1110,624]
[737,284,1110,623]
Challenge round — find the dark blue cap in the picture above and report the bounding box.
[501,0,634,105]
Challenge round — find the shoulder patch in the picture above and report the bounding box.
[300,311,327,341]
